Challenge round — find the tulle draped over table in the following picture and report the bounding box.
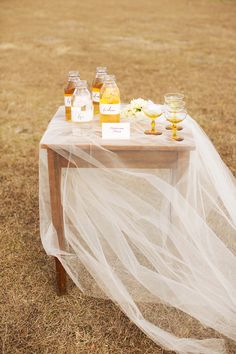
[39,106,236,354]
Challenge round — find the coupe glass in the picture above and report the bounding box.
[164,93,185,131]
[142,103,163,135]
[164,93,184,104]
[165,109,187,141]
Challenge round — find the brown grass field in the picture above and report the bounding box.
[0,0,236,353]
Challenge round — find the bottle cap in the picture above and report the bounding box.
[96,67,107,73]
[104,74,116,81]
[68,71,80,78]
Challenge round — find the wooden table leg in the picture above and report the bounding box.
[170,151,190,222]
[55,258,67,295]
[172,151,190,196]
[47,148,67,295]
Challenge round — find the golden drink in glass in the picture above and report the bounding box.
[164,93,185,131]
[143,104,163,135]
[165,110,187,141]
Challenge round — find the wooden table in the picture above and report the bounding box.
[40,107,195,295]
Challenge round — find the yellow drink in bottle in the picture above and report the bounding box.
[91,67,107,115]
[64,71,80,120]
[100,75,120,123]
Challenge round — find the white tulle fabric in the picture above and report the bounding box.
[39,106,236,354]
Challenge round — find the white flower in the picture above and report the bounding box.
[121,104,136,118]
[130,98,147,111]
[122,98,161,119]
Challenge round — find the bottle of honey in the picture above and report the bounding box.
[64,71,80,120]
[99,75,120,123]
[91,67,107,115]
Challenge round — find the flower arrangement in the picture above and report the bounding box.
[121,98,148,118]
[121,98,163,126]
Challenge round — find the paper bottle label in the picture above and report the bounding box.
[71,106,93,122]
[92,88,100,103]
[100,104,120,115]
[64,94,72,107]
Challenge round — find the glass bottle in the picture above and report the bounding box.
[64,71,80,121]
[99,75,120,123]
[91,67,107,115]
[71,80,93,123]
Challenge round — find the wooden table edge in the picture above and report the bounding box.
[40,143,195,151]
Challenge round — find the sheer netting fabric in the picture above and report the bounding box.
[39,107,236,354]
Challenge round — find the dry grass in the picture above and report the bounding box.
[0,0,236,353]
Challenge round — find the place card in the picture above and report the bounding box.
[102,123,130,140]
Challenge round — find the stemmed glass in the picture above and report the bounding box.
[164,93,185,131]
[142,103,163,135]
[164,93,184,103]
[165,109,187,141]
